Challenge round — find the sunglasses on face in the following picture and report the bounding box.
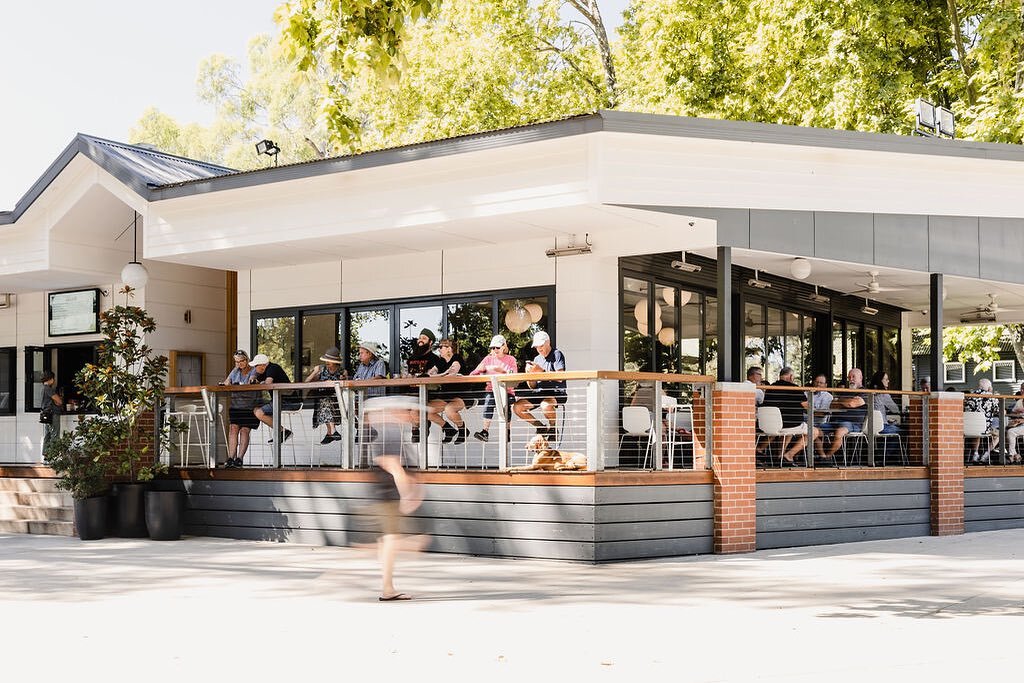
[490,346,501,350]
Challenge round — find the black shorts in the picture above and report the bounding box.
[229,407,260,430]
[515,387,567,406]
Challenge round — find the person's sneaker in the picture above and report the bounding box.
[329,432,343,441]
[321,434,335,445]
[473,429,489,442]
[411,427,420,443]
[979,451,991,464]
[971,451,981,463]
[453,426,468,445]
[281,429,293,444]
[442,424,458,443]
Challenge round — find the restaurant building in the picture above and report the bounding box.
[4,111,1024,559]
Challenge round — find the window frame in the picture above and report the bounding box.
[992,359,1016,384]
[251,285,556,380]
[944,361,966,384]
[0,347,15,415]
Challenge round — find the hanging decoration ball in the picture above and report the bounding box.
[633,299,647,324]
[120,261,149,289]
[678,290,692,307]
[790,258,812,280]
[662,288,675,306]
[504,307,532,333]
[653,316,664,334]
[637,321,649,336]
[658,327,676,346]
[524,302,543,323]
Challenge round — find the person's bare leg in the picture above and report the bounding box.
[379,533,398,598]
[427,400,447,428]
[237,428,251,462]
[827,427,849,457]
[541,398,557,429]
[228,424,239,462]
[513,399,541,429]
[444,398,466,428]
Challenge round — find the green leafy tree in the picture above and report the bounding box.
[131,34,331,167]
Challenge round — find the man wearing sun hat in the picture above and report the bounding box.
[513,330,567,439]
[353,341,388,398]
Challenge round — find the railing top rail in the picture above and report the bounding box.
[163,370,716,396]
[759,385,929,396]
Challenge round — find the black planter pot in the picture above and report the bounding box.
[113,482,149,538]
[73,496,108,541]
[144,490,184,541]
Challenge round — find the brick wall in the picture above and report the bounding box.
[712,383,757,553]
[929,393,964,536]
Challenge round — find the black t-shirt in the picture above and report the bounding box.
[762,379,806,427]
[436,354,465,375]
[407,351,443,377]
[255,362,297,402]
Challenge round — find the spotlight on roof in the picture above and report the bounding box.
[255,139,281,165]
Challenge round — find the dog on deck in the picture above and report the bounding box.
[509,434,587,471]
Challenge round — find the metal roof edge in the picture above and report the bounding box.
[1,136,87,225]
[149,113,606,201]
[597,109,1024,162]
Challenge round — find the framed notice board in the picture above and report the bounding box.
[48,288,101,337]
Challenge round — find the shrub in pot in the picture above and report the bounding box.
[73,286,185,538]
[43,421,113,541]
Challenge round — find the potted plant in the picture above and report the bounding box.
[43,420,113,540]
[74,286,182,538]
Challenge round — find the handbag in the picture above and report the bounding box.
[38,408,53,424]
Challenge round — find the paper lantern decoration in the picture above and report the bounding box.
[633,299,647,324]
[678,290,692,307]
[504,306,532,333]
[653,316,663,333]
[525,303,543,323]
[790,258,812,280]
[662,288,675,306]
[658,327,676,346]
[637,321,649,335]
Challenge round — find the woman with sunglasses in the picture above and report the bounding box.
[468,335,518,442]
[221,350,259,468]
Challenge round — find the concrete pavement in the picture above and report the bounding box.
[1,530,1022,681]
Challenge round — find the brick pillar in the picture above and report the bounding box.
[907,396,924,466]
[712,382,757,553]
[929,392,964,536]
[691,391,707,469]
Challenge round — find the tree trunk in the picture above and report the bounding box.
[946,0,977,106]
[568,0,618,107]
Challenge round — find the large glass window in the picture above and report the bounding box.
[654,283,679,373]
[447,300,493,370]
[499,295,549,364]
[255,315,297,380]
[301,312,340,380]
[622,277,653,372]
[678,289,702,374]
[399,305,442,374]
[0,348,14,415]
[703,296,718,378]
[349,308,391,370]
[744,302,766,373]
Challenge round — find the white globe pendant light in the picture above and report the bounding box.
[524,302,543,323]
[658,327,676,346]
[790,258,812,280]
[121,213,149,289]
[678,290,692,307]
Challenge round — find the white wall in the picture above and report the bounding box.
[0,265,227,464]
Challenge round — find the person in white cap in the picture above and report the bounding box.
[468,335,518,442]
[251,353,301,444]
[513,330,566,439]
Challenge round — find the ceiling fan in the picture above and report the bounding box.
[959,293,1016,324]
[851,270,903,295]
[976,293,1015,315]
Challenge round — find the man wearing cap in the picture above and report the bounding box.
[513,331,567,439]
[468,335,518,442]
[353,341,388,398]
[251,354,302,443]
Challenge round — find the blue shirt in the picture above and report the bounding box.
[354,358,388,397]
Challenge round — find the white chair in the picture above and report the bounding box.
[963,411,993,464]
[167,389,228,467]
[279,407,308,466]
[663,398,695,469]
[756,406,807,467]
[872,410,906,466]
[618,406,653,469]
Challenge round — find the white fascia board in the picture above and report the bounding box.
[593,132,1024,218]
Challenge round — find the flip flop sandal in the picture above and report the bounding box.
[379,593,413,601]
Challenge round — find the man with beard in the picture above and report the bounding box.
[404,329,443,442]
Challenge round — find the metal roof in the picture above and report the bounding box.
[7,110,1024,219]
[0,134,234,225]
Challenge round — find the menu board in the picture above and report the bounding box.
[48,289,100,337]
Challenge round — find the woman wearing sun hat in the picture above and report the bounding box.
[304,346,347,445]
